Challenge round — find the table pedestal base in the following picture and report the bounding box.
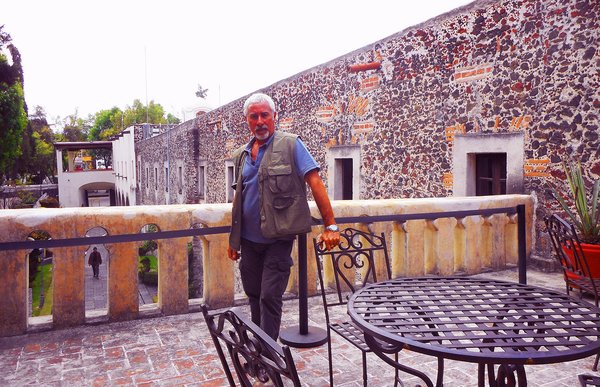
[279,326,327,348]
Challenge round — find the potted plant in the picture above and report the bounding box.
[552,160,600,276]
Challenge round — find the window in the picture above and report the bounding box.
[337,158,354,200]
[178,166,183,195]
[199,164,206,200]
[452,133,524,196]
[225,161,235,203]
[146,167,149,188]
[327,146,361,200]
[475,153,507,196]
[165,167,169,192]
[154,167,158,190]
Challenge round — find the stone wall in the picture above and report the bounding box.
[136,119,199,206]
[135,0,598,265]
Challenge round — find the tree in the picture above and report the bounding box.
[13,106,43,182]
[0,25,27,183]
[28,107,56,184]
[122,99,167,127]
[166,113,181,125]
[89,107,122,141]
[59,111,89,142]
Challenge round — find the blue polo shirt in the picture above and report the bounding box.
[241,135,318,244]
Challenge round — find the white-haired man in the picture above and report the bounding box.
[228,92,340,340]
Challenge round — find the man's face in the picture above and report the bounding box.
[246,101,276,143]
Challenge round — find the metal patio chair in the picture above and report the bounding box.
[313,227,434,386]
[200,304,301,387]
[579,374,600,386]
[545,214,600,370]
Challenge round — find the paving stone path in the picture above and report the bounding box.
[2,269,599,386]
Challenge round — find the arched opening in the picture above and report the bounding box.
[81,182,114,207]
[27,230,53,321]
[84,226,108,313]
[138,224,159,305]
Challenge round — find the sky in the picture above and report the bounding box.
[2,0,473,127]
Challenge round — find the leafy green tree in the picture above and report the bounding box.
[64,100,181,144]
[11,106,46,183]
[59,112,89,142]
[89,107,122,141]
[123,99,167,127]
[167,113,181,125]
[27,107,56,184]
[0,25,27,183]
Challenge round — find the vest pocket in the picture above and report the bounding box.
[273,196,294,209]
[267,165,293,192]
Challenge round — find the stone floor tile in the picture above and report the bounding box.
[1,268,600,386]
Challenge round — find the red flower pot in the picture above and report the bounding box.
[563,243,600,279]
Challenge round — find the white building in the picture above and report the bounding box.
[54,142,115,207]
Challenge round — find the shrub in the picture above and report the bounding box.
[139,240,157,256]
[39,196,59,208]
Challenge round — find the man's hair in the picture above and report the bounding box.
[243,93,276,116]
[93,247,97,250]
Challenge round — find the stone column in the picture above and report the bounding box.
[107,242,139,321]
[0,250,27,336]
[405,219,426,276]
[202,234,234,308]
[52,246,86,328]
[157,237,189,315]
[391,221,407,277]
[435,217,456,276]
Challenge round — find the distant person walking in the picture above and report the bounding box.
[88,247,102,279]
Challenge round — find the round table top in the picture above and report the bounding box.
[347,276,600,364]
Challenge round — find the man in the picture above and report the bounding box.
[88,247,102,279]
[228,93,340,340]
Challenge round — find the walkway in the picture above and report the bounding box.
[83,244,157,310]
[3,269,599,386]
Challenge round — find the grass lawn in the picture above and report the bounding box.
[31,264,53,316]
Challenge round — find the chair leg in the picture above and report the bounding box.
[362,351,368,387]
[328,337,334,386]
[394,352,400,387]
[593,352,600,371]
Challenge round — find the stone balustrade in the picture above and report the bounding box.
[0,194,534,337]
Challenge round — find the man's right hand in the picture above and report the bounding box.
[227,246,240,261]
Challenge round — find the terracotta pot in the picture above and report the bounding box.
[563,243,600,279]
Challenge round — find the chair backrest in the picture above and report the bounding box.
[545,214,598,295]
[201,305,301,387]
[313,227,392,319]
[545,214,589,276]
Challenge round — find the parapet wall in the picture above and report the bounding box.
[0,195,533,337]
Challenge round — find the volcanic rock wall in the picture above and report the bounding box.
[135,0,598,263]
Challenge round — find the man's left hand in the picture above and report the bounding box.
[317,229,340,251]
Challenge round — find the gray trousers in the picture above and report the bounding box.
[240,238,294,340]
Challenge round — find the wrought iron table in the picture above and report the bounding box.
[347,277,600,387]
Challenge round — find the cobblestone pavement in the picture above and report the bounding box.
[2,269,599,386]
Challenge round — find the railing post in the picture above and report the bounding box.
[279,233,327,348]
[517,204,527,284]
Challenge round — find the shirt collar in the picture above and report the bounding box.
[244,131,276,153]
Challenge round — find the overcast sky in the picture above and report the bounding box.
[2,0,473,126]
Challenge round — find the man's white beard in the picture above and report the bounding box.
[255,126,270,141]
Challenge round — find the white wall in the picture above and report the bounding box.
[112,128,137,206]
